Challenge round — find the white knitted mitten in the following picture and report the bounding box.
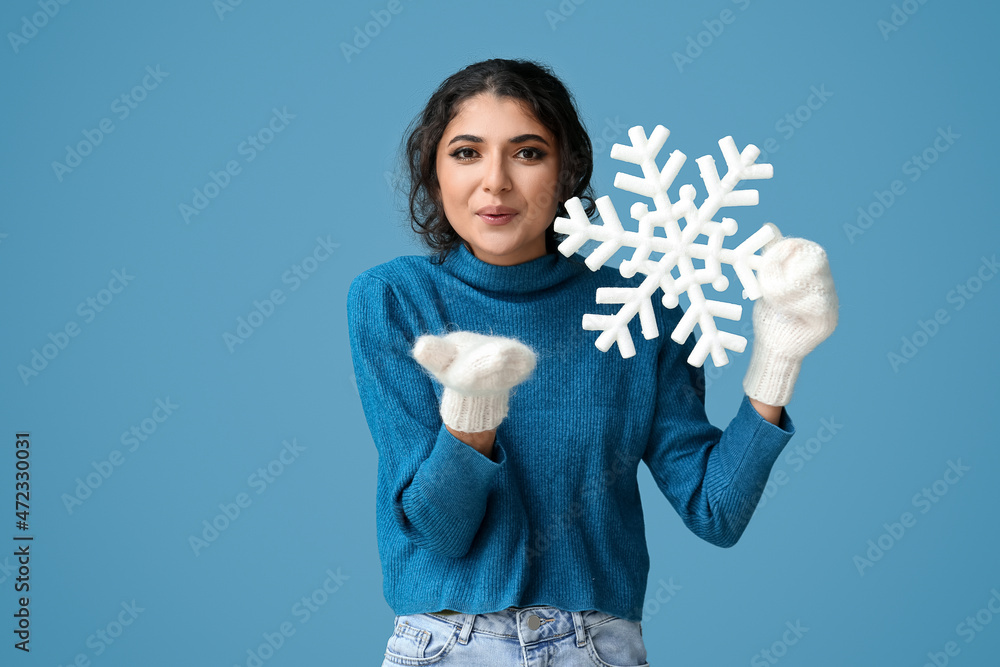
[743,224,839,407]
[412,331,537,433]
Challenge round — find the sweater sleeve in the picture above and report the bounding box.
[641,309,796,548]
[346,272,506,558]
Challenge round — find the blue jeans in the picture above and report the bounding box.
[380,605,648,666]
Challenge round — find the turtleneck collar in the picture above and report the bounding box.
[439,241,583,294]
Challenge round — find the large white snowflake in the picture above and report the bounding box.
[554,124,776,367]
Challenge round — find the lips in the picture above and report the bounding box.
[476,206,518,226]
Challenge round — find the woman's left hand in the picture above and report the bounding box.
[743,223,839,407]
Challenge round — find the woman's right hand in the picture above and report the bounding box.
[411,331,536,436]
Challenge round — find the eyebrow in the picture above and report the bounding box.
[446,133,550,146]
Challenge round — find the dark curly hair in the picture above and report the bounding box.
[402,58,597,264]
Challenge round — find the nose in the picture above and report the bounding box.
[481,154,512,194]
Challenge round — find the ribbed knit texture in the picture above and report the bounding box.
[439,389,509,432]
[346,242,795,622]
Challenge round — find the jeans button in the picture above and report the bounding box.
[527,614,541,630]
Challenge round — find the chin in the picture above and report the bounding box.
[468,230,511,248]
[475,244,516,260]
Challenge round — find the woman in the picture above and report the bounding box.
[347,58,837,666]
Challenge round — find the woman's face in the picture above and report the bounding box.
[435,93,562,266]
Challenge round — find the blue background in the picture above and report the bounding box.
[2,0,998,665]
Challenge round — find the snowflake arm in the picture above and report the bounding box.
[554,124,776,367]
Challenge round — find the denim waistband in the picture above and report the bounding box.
[404,606,631,647]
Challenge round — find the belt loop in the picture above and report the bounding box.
[571,611,586,648]
[458,613,475,644]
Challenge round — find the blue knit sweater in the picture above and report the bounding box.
[346,241,795,622]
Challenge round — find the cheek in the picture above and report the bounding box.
[436,167,466,207]
[531,188,555,214]
[528,171,561,213]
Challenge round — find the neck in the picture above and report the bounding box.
[439,242,584,294]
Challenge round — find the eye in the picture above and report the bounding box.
[516,147,547,161]
[449,147,479,161]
